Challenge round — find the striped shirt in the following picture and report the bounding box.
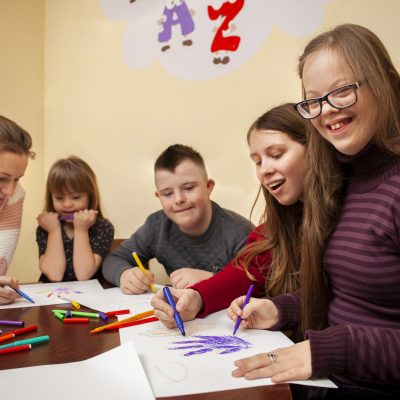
[274,144,400,395]
[0,184,24,275]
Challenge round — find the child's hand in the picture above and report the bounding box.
[227,297,279,331]
[170,268,213,289]
[120,267,155,294]
[0,276,20,305]
[151,287,203,328]
[37,212,60,232]
[73,209,98,230]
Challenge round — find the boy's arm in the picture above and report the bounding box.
[102,222,153,287]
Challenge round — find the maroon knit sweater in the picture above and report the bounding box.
[274,144,400,396]
[191,226,269,317]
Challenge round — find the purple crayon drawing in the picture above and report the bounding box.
[169,335,252,356]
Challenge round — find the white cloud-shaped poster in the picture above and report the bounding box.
[100,0,331,80]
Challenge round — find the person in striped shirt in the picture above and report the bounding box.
[230,24,400,399]
[0,116,35,304]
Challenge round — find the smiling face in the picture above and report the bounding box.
[51,191,89,222]
[302,49,378,156]
[249,129,307,206]
[155,159,215,236]
[0,151,28,210]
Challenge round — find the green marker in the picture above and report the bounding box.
[53,311,64,321]
[52,310,98,318]
[0,335,49,350]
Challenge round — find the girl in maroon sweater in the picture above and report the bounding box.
[151,103,341,329]
[230,24,400,399]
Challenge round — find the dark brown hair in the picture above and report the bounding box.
[154,144,207,175]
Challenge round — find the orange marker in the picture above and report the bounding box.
[104,316,158,331]
[90,310,154,334]
[0,325,38,343]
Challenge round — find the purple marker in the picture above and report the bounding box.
[59,215,74,221]
[0,320,24,327]
[233,284,254,335]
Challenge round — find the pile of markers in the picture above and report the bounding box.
[0,321,49,355]
[51,309,110,323]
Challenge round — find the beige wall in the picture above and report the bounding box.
[3,0,400,283]
[0,0,45,283]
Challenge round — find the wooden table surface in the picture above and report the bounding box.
[0,303,292,400]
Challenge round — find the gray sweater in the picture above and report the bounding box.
[102,201,253,286]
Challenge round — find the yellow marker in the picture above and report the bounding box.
[132,252,156,293]
[90,309,154,334]
[61,297,81,310]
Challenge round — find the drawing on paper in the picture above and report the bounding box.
[33,287,83,298]
[169,335,252,356]
[155,361,188,383]
[140,322,209,337]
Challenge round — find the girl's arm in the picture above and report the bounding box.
[37,212,66,282]
[72,209,101,280]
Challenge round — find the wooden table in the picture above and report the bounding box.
[0,304,292,400]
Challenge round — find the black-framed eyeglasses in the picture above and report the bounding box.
[294,81,364,119]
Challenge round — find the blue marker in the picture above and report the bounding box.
[163,287,185,336]
[233,284,254,335]
[14,288,35,304]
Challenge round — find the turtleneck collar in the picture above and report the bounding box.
[335,142,400,193]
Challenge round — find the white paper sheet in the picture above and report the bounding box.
[0,279,104,309]
[119,310,336,397]
[1,342,155,400]
[72,285,163,313]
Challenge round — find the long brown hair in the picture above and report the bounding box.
[234,104,308,297]
[44,156,104,218]
[294,24,398,333]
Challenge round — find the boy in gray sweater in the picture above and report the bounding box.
[102,144,253,294]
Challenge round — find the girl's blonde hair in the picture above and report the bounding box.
[44,156,104,218]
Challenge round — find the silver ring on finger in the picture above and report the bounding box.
[267,351,277,364]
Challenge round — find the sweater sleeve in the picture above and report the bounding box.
[0,184,24,275]
[307,325,400,383]
[192,227,269,318]
[102,216,155,286]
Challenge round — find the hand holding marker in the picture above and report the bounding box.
[132,252,156,293]
[233,284,254,335]
[163,287,185,336]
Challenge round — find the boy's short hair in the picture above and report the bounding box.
[154,144,207,174]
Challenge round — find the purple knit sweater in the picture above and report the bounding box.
[273,144,400,395]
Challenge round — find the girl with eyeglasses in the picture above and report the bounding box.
[0,116,35,304]
[229,24,400,399]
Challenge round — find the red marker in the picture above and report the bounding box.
[0,325,38,343]
[106,309,130,317]
[63,318,89,324]
[0,344,31,355]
